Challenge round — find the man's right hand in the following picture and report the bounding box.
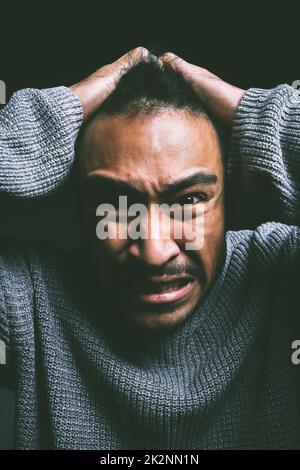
[70,47,150,122]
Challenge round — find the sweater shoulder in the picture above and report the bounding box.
[0,237,68,348]
[227,220,299,243]
[0,237,67,287]
[226,221,300,268]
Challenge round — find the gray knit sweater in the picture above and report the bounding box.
[0,84,299,450]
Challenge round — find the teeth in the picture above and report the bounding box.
[159,282,186,292]
[138,279,190,294]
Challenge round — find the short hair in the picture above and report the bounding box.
[75,53,227,166]
[90,53,227,162]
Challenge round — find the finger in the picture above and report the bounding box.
[160,52,210,78]
[113,46,150,76]
[126,46,150,65]
[160,52,188,70]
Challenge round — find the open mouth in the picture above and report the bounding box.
[132,277,196,304]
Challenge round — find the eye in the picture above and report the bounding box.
[175,193,207,205]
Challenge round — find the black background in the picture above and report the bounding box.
[1,3,299,97]
[0,1,299,450]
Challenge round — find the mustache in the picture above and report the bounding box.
[114,259,203,281]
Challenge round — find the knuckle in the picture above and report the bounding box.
[132,46,148,57]
[134,45,146,52]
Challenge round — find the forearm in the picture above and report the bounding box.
[0,86,83,198]
[226,84,300,229]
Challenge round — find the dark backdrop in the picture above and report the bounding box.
[0,2,299,449]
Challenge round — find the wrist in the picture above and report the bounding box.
[69,83,94,122]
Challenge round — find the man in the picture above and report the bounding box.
[0,48,299,449]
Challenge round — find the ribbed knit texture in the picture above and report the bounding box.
[0,84,299,449]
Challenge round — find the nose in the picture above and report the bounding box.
[128,237,180,266]
[127,204,180,266]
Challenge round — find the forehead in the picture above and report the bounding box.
[77,110,223,187]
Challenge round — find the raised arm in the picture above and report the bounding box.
[227,84,300,229]
[0,47,150,199]
[160,53,300,230]
[0,47,151,387]
[0,86,83,198]
[0,86,82,389]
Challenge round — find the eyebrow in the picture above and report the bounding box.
[84,170,217,197]
[161,171,217,196]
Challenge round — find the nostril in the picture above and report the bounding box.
[127,242,140,259]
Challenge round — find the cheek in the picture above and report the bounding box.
[177,204,224,277]
[202,206,224,273]
[94,232,129,258]
[94,218,136,262]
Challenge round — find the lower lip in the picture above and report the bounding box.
[135,280,195,304]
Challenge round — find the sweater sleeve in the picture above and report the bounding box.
[0,86,83,198]
[0,86,83,380]
[225,84,300,230]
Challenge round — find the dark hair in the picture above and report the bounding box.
[90,53,227,162]
[76,54,227,166]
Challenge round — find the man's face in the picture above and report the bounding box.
[77,110,225,332]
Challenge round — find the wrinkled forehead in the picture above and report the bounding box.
[77,110,223,187]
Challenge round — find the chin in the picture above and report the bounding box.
[105,278,204,334]
[131,310,192,332]
[128,293,201,333]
